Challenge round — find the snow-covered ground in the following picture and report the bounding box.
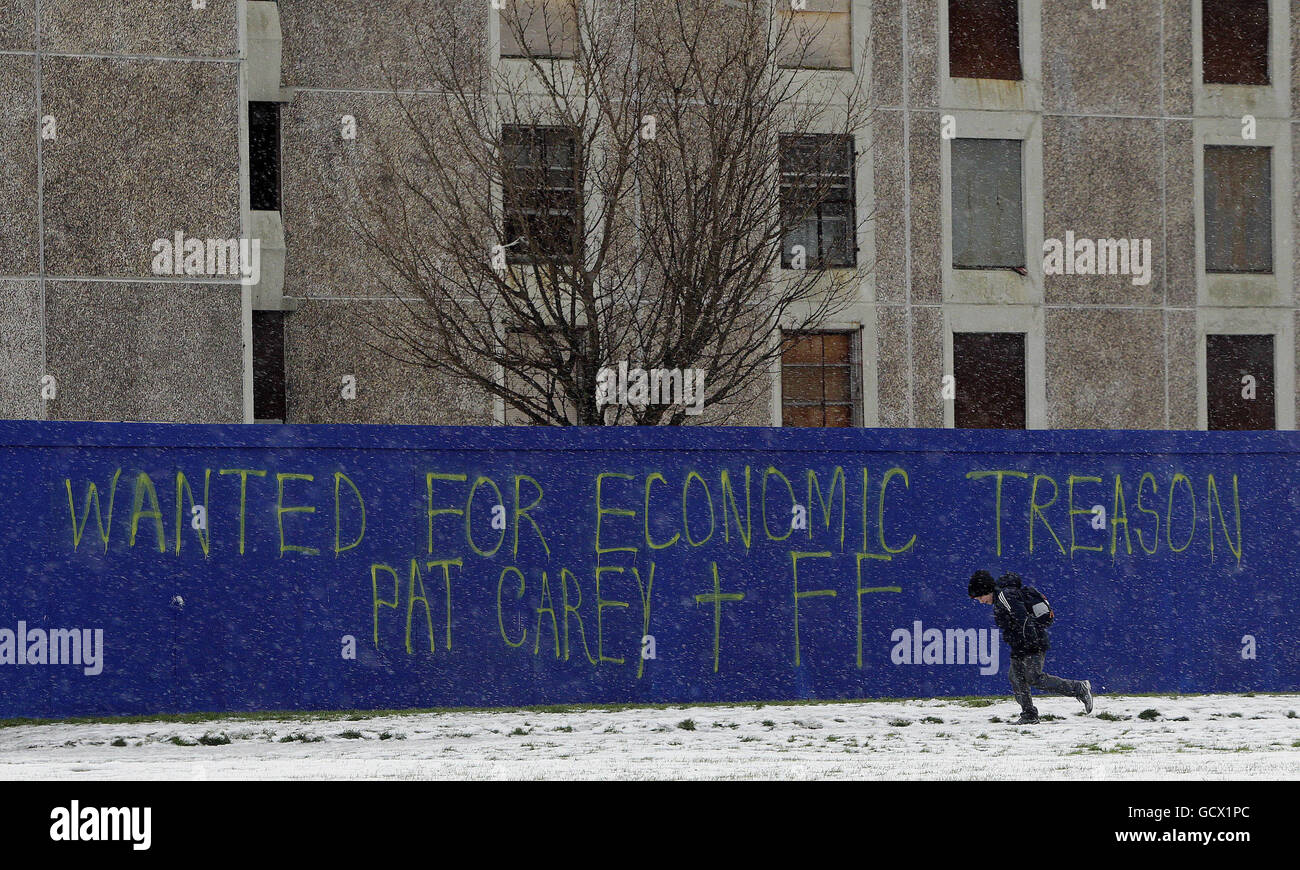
[2,694,1297,780]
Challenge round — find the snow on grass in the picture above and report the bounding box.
[1,694,1297,781]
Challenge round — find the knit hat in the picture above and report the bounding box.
[968,570,995,598]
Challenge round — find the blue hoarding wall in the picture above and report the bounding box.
[0,422,1294,718]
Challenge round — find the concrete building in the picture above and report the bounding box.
[1,0,1296,430]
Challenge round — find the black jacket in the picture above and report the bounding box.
[991,573,1049,656]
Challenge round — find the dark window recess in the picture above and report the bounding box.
[953,332,1025,429]
[1204,145,1272,273]
[249,101,281,211]
[951,138,1024,269]
[1207,334,1274,430]
[948,0,1022,80]
[502,125,581,263]
[780,134,856,269]
[781,331,860,427]
[1203,0,1269,85]
[253,311,286,422]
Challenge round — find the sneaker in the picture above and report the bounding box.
[1014,713,1040,725]
[1079,680,1094,714]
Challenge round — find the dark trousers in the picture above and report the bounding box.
[1009,653,1082,715]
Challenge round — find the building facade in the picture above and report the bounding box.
[0,0,1296,430]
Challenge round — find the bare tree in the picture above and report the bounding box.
[333,0,873,426]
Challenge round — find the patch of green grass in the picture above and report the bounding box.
[553,725,573,733]
[1170,716,1190,721]
[921,716,944,724]
[739,736,759,743]
[989,716,1004,723]
[976,733,989,740]
[5,691,1292,730]
[110,737,127,747]
[1040,714,1064,722]
[337,730,365,740]
[1287,710,1297,719]
[888,718,911,727]
[378,731,405,740]
[1096,711,1131,721]
[1228,712,1243,718]
[1292,739,1300,748]
[278,733,323,743]
[167,735,197,746]
[677,719,696,731]
[509,727,530,736]
[761,720,776,728]
[1138,709,1161,721]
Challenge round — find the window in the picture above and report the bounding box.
[948,0,1022,80]
[502,125,581,263]
[1202,0,1269,85]
[249,101,281,211]
[500,0,578,59]
[952,332,1025,429]
[1204,145,1272,273]
[781,331,860,427]
[951,138,1024,269]
[780,134,856,269]
[1207,334,1274,429]
[776,0,852,70]
[252,311,286,423]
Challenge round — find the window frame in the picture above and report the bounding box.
[1203,143,1274,275]
[775,0,854,72]
[249,101,282,212]
[779,133,858,270]
[499,0,579,61]
[949,136,1026,270]
[501,124,583,265]
[951,330,1027,430]
[779,329,863,427]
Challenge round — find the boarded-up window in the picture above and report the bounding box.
[781,331,860,427]
[1207,334,1274,429]
[502,125,581,263]
[253,311,285,423]
[1204,145,1272,273]
[500,0,578,59]
[777,0,852,70]
[949,0,1022,80]
[951,138,1024,269]
[780,134,856,269]
[1203,0,1269,85]
[953,332,1025,429]
[249,101,281,211]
